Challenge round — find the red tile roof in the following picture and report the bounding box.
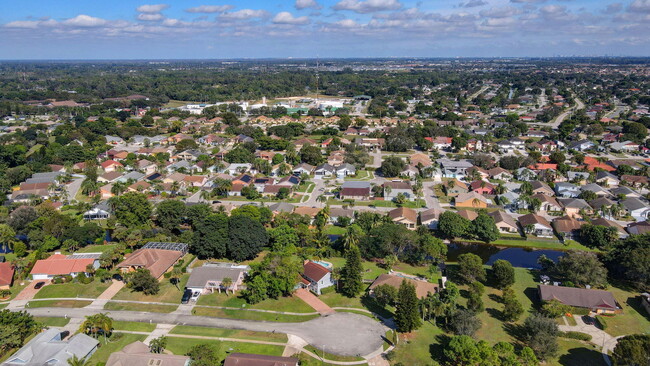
[303,261,330,282]
[30,254,95,276]
[0,262,14,286]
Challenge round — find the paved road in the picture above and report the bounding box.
[469,85,490,100]
[66,178,83,202]
[304,179,328,207]
[528,95,584,129]
[422,181,444,212]
[23,308,386,357]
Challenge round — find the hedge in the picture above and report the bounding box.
[595,315,608,330]
[560,331,592,341]
[569,307,590,316]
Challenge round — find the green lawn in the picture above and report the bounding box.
[550,339,606,366]
[169,325,288,342]
[328,256,386,280]
[35,317,70,328]
[88,333,147,364]
[104,301,178,313]
[192,307,319,322]
[344,170,371,180]
[112,273,189,303]
[165,337,285,359]
[324,198,425,209]
[8,281,30,300]
[601,285,650,337]
[296,183,315,193]
[33,281,111,299]
[27,300,92,308]
[458,237,598,252]
[75,244,118,253]
[304,345,365,361]
[323,226,346,235]
[390,321,444,365]
[112,321,157,332]
[0,304,6,309]
[196,293,314,313]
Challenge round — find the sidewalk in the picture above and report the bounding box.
[86,280,125,309]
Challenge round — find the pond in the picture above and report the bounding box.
[447,242,565,269]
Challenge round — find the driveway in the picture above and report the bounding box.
[66,178,84,201]
[559,315,618,365]
[13,280,49,301]
[22,307,386,357]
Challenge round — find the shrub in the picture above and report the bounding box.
[559,331,592,341]
[595,315,608,330]
[569,307,590,316]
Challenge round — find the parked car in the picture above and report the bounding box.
[181,289,192,304]
[34,281,45,289]
[191,291,201,301]
[582,315,595,325]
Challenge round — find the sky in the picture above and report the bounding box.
[0,0,649,59]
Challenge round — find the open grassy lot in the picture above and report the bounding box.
[87,333,147,364]
[389,322,445,365]
[104,301,178,313]
[170,325,288,342]
[27,300,92,308]
[112,273,189,303]
[35,317,70,327]
[33,281,111,299]
[458,237,597,252]
[317,291,394,319]
[165,338,285,359]
[196,293,314,313]
[550,339,606,366]
[601,284,650,337]
[328,256,385,280]
[112,321,157,332]
[304,345,365,362]
[344,170,371,180]
[192,307,319,322]
[76,244,118,253]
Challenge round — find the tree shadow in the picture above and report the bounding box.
[504,322,527,343]
[459,289,471,299]
[524,287,541,311]
[486,307,503,322]
[429,333,451,364]
[557,346,607,366]
[488,293,503,304]
[625,296,650,322]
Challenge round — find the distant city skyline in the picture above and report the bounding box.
[1,0,649,59]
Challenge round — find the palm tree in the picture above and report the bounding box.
[495,183,506,195]
[79,313,113,344]
[149,336,167,354]
[67,355,91,366]
[343,225,363,250]
[170,268,182,290]
[316,194,326,203]
[221,277,233,295]
[199,190,211,202]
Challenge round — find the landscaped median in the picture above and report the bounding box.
[103,301,178,313]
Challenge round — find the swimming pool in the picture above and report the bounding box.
[312,260,333,269]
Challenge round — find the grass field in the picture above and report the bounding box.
[550,339,606,366]
[87,333,147,364]
[169,325,288,342]
[0,304,6,309]
[323,226,347,235]
[192,307,319,322]
[304,345,366,361]
[165,338,285,360]
[112,273,189,303]
[196,293,314,313]
[459,237,597,252]
[328,256,386,280]
[33,281,111,299]
[112,321,157,332]
[27,300,92,308]
[104,301,178,313]
[601,285,650,337]
[75,244,118,253]
[35,317,70,327]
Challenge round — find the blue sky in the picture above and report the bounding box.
[1,0,649,59]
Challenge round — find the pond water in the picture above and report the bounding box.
[447,242,565,269]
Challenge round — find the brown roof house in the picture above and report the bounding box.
[518,214,554,238]
[299,261,334,295]
[369,274,438,299]
[224,353,298,366]
[388,207,418,230]
[552,216,583,240]
[0,262,15,290]
[488,210,518,234]
[538,285,621,314]
[106,341,190,366]
[339,181,371,200]
[117,242,187,280]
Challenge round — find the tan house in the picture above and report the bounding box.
[388,207,418,230]
[106,341,190,366]
[454,192,489,209]
[538,285,621,314]
[117,242,187,280]
[488,210,518,234]
[369,274,438,299]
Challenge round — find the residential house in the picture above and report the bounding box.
[127,181,151,193]
[223,354,298,366]
[336,163,356,179]
[268,202,295,214]
[595,171,620,187]
[488,167,512,181]
[568,139,596,151]
[315,163,336,178]
[83,203,112,220]
[590,218,628,239]
[383,181,415,201]
[621,175,649,188]
[30,252,101,280]
[292,163,315,175]
[438,159,473,178]
[340,181,371,200]
[0,262,15,290]
[558,198,591,218]
[276,175,300,187]
[454,192,489,209]
[106,341,190,366]
[410,153,433,167]
[518,214,554,237]
[583,156,616,172]
[223,163,252,175]
[581,183,611,197]
[117,171,145,183]
[516,167,537,181]
[621,198,650,220]
[299,261,334,295]
[532,193,562,214]
[469,180,495,195]
[531,181,554,196]
[611,186,641,199]
[554,182,581,198]
[538,285,621,314]
[117,242,188,280]
[466,166,489,180]
[457,210,478,221]
[3,328,98,366]
[401,165,419,178]
[100,160,123,173]
[329,208,355,225]
[429,136,453,150]
[369,274,438,299]
[566,172,590,185]
[420,208,442,230]
[609,140,639,152]
[232,174,255,186]
[552,216,582,240]
[627,221,650,235]
[488,211,518,234]
[98,171,123,184]
[388,207,418,230]
[136,159,157,175]
[185,263,249,294]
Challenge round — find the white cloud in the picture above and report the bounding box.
[480,6,522,18]
[62,14,107,27]
[219,9,269,20]
[540,5,566,15]
[462,0,488,7]
[332,0,402,14]
[136,4,169,13]
[272,12,310,25]
[629,0,650,13]
[296,0,321,10]
[186,5,234,13]
[510,0,546,3]
[137,13,164,21]
[5,19,57,29]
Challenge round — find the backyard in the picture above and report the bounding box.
[112,273,189,303]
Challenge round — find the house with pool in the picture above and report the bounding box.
[299,260,335,295]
